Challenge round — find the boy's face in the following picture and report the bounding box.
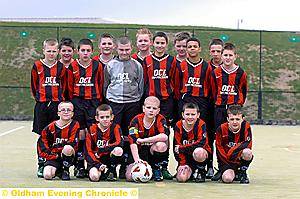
[186,41,201,58]
[227,113,243,132]
[59,45,74,63]
[136,34,152,52]
[43,44,58,63]
[58,103,74,121]
[182,108,199,126]
[78,44,93,62]
[99,37,115,55]
[96,110,113,129]
[209,44,222,61]
[143,100,160,119]
[153,36,167,54]
[117,43,132,60]
[222,49,237,67]
[174,39,187,57]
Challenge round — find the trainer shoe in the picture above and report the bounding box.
[62,170,71,181]
[239,169,250,184]
[118,165,126,179]
[153,169,163,182]
[37,165,44,178]
[193,169,206,183]
[211,170,222,181]
[107,170,117,181]
[206,167,214,179]
[162,168,173,180]
[234,169,241,181]
[75,168,85,178]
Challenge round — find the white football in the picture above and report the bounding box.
[130,161,153,183]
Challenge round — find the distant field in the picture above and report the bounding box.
[0,22,299,121]
[1,121,300,198]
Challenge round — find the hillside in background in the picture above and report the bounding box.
[0,21,299,122]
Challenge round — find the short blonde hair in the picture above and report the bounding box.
[136,28,153,39]
[43,38,58,49]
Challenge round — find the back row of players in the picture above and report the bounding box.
[32,28,253,183]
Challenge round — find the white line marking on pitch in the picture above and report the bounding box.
[283,148,300,153]
[0,126,25,137]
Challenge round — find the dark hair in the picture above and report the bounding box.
[186,37,201,47]
[174,32,191,44]
[96,104,113,115]
[227,104,243,115]
[209,38,224,48]
[77,38,93,50]
[222,42,236,54]
[59,37,75,50]
[153,31,168,43]
[182,102,200,113]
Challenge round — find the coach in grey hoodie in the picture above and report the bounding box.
[103,36,143,178]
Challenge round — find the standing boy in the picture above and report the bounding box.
[37,101,80,180]
[174,103,211,183]
[211,43,248,129]
[103,36,144,178]
[85,104,123,182]
[93,33,115,66]
[143,32,176,179]
[132,28,153,65]
[206,38,224,178]
[68,38,104,178]
[31,38,67,177]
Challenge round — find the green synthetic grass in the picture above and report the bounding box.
[1,122,300,198]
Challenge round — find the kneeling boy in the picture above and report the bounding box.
[174,103,211,183]
[37,101,80,180]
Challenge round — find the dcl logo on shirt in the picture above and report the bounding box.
[152,69,168,79]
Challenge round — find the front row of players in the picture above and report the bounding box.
[37,97,253,184]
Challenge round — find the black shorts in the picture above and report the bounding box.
[108,101,141,136]
[127,145,154,166]
[214,106,228,130]
[44,159,63,169]
[87,154,111,171]
[32,101,59,134]
[159,97,174,126]
[71,97,101,129]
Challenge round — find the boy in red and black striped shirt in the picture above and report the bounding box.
[143,32,177,125]
[174,103,211,183]
[67,38,104,178]
[212,105,253,184]
[85,104,123,182]
[206,38,225,178]
[126,96,170,182]
[211,43,248,129]
[31,38,67,135]
[174,37,212,122]
[37,101,80,180]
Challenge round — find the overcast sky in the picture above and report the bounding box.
[0,0,299,31]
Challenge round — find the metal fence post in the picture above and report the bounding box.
[258,31,263,123]
[56,26,60,41]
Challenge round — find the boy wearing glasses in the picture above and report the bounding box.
[85,104,123,182]
[37,101,80,180]
[68,39,104,178]
[31,38,67,177]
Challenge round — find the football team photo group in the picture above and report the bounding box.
[31,28,253,184]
